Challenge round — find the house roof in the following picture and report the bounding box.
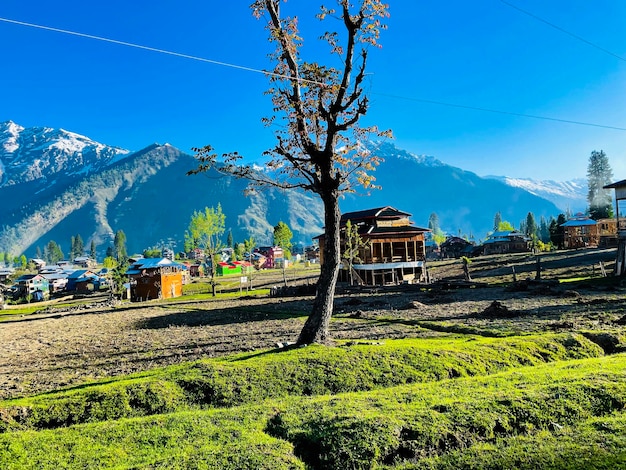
[341,206,412,223]
[561,219,597,227]
[561,213,597,227]
[604,179,626,189]
[16,274,45,282]
[41,272,69,281]
[67,269,92,279]
[483,230,529,244]
[366,225,429,236]
[126,257,184,275]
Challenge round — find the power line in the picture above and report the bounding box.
[1,16,625,132]
[498,0,626,62]
[0,17,329,88]
[374,93,626,131]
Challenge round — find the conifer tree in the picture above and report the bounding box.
[587,150,614,220]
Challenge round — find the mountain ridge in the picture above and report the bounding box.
[0,121,574,256]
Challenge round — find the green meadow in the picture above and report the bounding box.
[1,332,625,469]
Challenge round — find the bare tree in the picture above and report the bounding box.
[190,0,391,344]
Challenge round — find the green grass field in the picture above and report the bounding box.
[1,332,625,469]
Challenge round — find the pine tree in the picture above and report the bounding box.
[493,212,502,232]
[525,212,537,238]
[587,150,614,220]
[226,230,234,249]
[428,213,440,234]
[113,230,128,263]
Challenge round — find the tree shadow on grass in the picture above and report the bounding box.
[134,302,311,330]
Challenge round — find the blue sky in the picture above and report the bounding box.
[1,0,625,181]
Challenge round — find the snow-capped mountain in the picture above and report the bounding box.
[487,175,587,213]
[0,121,572,257]
[0,120,130,187]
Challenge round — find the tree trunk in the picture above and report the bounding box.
[297,191,341,345]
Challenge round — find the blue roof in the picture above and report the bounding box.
[125,257,184,274]
[67,269,90,279]
[561,218,596,227]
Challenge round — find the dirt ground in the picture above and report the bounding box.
[1,248,625,400]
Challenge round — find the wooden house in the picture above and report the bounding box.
[597,218,618,248]
[14,274,49,301]
[0,267,14,283]
[319,206,429,286]
[561,213,599,249]
[125,258,184,301]
[65,270,99,292]
[604,179,626,276]
[482,230,530,255]
[440,236,473,259]
[73,256,96,268]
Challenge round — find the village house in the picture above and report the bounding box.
[482,230,531,255]
[73,256,96,268]
[125,258,185,301]
[41,271,69,294]
[318,206,429,286]
[439,236,474,259]
[561,213,600,249]
[0,267,14,283]
[597,218,618,248]
[30,258,46,271]
[66,270,101,293]
[256,246,284,269]
[14,274,49,301]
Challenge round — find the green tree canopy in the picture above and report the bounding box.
[70,234,85,260]
[113,230,127,262]
[273,221,293,258]
[44,240,64,264]
[186,205,226,296]
[525,212,537,238]
[498,221,515,232]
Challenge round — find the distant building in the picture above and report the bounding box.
[14,274,49,301]
[73,256,96,268]
[318,206,429,286]
[561,213,599,249]
[30,258,46,270]
[440,236,473,259]
[66,270,100,293]
[482,230,530,255]
[256,246,284,269]
[0,267,15,283]
[125,258,185,301]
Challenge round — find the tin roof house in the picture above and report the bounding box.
[14,274,49,301]
[125,258,185,301]
[482,230,531,255]
[561,213,599,249]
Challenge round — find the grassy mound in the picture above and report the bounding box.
[0,333,602,433]
[0,354,624,469]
